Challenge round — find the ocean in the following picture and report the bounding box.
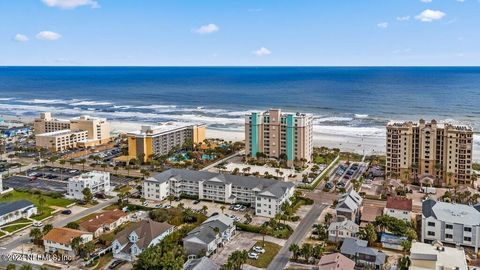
[0,66,479,157]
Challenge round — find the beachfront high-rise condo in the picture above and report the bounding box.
[386,119,473,186]
[127,123,205,162]
[245,109,313,166]
[34,112,111,146]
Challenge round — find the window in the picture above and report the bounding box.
[427,231,435,236]
[446,224,453,229]
[464,237,472,242]
[445,234,453,239]
[427,222,435,227]
[464,227,472,232]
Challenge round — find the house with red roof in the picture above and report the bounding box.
[384,196,413,222]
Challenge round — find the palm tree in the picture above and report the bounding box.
[220,205,226,213]
[79,159,86,171]
[289,243,300,261]
[37,195,46,214]
[6,264,16,270]
[29,228,43,243]
[324,213,333,224]
[201,205,208,214]
[435,162,442,186]
[167,195,175,206]
[19,266,32,270]
[71,236,83,255]
[300,243,313,262]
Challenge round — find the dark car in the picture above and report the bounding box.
[193,200,201,205]
[210,212,219,217]
[61,209,72,215]
[325,182,334,190]
[109,260,125,269]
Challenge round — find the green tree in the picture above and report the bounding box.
[42,224,53,235]
[6,264,16,270]
[324,213,333,224]
[82,187,93,203]
[19,266,33,270]
[71,236,83,255]
[289,243,300,261]
[300,243,313,262]
[29,228,43,242]
[66,222,80,230]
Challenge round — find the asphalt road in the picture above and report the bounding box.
[267,203,328,270]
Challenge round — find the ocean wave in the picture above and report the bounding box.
[18,99,69,104]
[0,98,14,101]
[354,114,369,119]
[313,125,384,137]
[315,117,353,123]
[69,100,112,106]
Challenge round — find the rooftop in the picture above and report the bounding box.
[317,253,355,270]
[69,171,109,182]
[340,238,386,266]
[36,129,86,137]
[386,197,412,211]
[43,227,90,245]
[79,210,127,233]
[387,119,472,131]
[0,200,35,217]
[115,219,173,249]
[127,122,204,137]
[422,199,480,226]
[409,241,468,270]
[183,257,220,270]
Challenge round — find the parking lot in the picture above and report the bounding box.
[3,175,67,193]
[324,161,368,191]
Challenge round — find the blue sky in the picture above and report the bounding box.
[0,0,479,66]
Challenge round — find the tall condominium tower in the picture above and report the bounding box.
[386,119,473,186]
[245,109,313,166]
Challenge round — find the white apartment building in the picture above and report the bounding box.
[143,169,295,218]
[0,200,37,226]
[422,199,480,252]
[35,129,88,152]
[67,171,111,200]
[410,241,468,270]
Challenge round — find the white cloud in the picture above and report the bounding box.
[420,0,432,2]
[415,9,446,22]
[14,34,29,42]
[396,16,410,21]
[193,24,219,34]
[41,0,99,9]
[253,47,271,56]
[36,31,62,41]
[377,22,389,29]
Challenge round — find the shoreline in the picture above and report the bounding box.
[3,115,480,161]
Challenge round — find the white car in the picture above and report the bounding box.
[33,221,44,227]
[248,252,259,260]
[253,246,265,254]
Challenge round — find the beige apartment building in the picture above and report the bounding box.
[245,109,313,166]
[35,130,88,152]
[127,123,205,162]
[386,119,473,186]
[34,112,110,147]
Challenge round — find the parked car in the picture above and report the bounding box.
[233,205,242,211]
[142,201,148,206]
[248,252,259,260]
[239,205,247,211]
[325,182,334,190]
[193,200,201,205]
[61,209,72,215]
[253,246,266,254]
[155,204,163,208]
[33,221,43,227]
[109,260,125,269]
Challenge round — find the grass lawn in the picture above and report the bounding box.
[0,190,74,221]
[1,218,31,227]
[114,185,131,194]
[3,223,31,233]
[0,231,5,237]
[94,253,113,270]
[246,241,281,268]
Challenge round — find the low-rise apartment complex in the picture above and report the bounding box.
[409,241,468,270]
[386,119,473,186]
[0,200,37,226]
[66,171,111,200]
[34,112,110,149]
[245,109,313,166]
[143,169,295,218]
[422,199,480,252]
[127,123,205,162]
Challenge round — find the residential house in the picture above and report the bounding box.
[183,257,220,270]
[336,190,363,223]
[79,209,129,238]
[384,197,413,222]
[43,227,93,257]
[111,219,174,261]
[317,253,355,270]
[143,169,295,218]
[183,214,235,256]
[360,205,383,228]
[0,200,37,226]
[340,238,386,270]
[409,241,468,270]
[328,219,359,242]
[422,199,480,252]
